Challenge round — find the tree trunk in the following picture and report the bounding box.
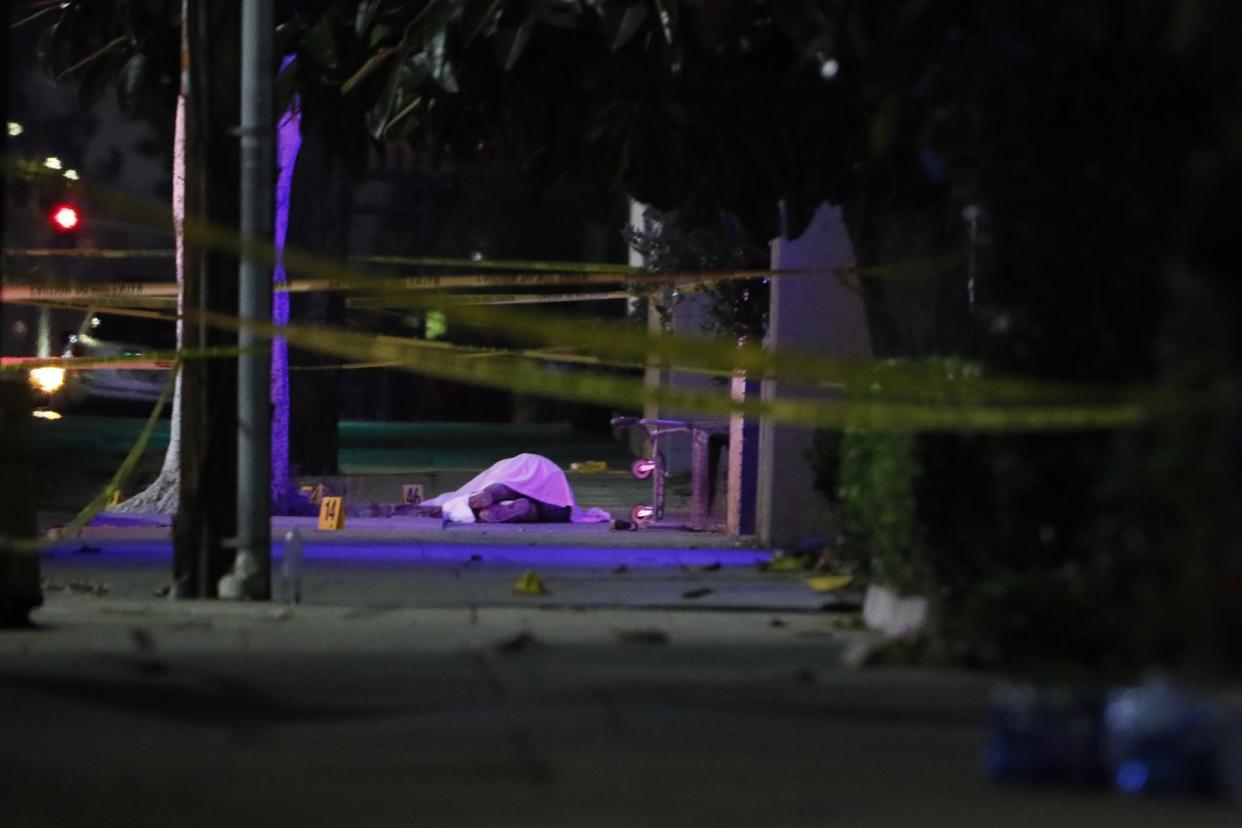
[172,0,240,597]
[115,90,187,515]
[123,73,302,517]
[270,103,302,512]
[287,126,348,478]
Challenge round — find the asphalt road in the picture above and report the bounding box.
[3,548,1239,826]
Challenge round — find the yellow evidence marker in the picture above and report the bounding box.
[301,483,325,505]
[107,489,123,507]
[317,496,345,530]
[512,570,547,596]
[401,483,424,505]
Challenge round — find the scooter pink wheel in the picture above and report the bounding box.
[631,458,656,480]
[630,504,655,525]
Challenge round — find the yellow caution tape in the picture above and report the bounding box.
[1,362,178,555]
[0,158,1158,413]
[0,163,994,403]
[192,310,1149,431]
[0,346,249,373]
[347,290,630,308]
[1,248,175,259]
[1,281,179,302]
[2,243,957,283]
[16,300,180,323]
[353,254,632,273]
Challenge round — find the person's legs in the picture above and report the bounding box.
[468,482,521,512]
[469,482,568,523]
[477,497,537,523]
[534,502,572,523]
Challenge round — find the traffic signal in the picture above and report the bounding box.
[48,201,80,247]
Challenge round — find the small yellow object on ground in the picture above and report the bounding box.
[301,483,325,504]
[318,496,345,530]
[512,570,547,596]
[768,554,806,572]
[806,574,854,592]
[107,489,123,507]
[569,460,608,473]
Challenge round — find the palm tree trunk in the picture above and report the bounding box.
[287,126,347,478]
[113,89,187,515]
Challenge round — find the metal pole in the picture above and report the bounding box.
[231,0,274,599]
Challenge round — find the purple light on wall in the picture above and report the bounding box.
[271,64,302,510]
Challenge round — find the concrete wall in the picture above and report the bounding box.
[756,202,871,548]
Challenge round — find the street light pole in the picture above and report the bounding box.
[227,0,274,599]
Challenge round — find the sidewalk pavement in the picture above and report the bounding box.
[4,534,1240,826]
[38,530,842,611]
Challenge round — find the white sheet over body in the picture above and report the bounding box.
[424,453,611,524]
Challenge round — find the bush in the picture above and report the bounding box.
[838,427,924,591]
[809,358,979,594]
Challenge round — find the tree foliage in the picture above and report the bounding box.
[33,1,938,240]
[274,0,894,239]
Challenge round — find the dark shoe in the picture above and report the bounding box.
[479,498,536,523]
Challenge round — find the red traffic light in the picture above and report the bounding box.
[50,204,80,232]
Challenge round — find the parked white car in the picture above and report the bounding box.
[52,333,170,407]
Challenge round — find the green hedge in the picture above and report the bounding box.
[808,358,979,594]
[809,338,1242,677]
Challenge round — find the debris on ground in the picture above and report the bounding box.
[569,461,608,473]
[767,552,809,572]
[613,629,669,645]
[40,578,110,596]
[806,574,853,592]
[512,570,548,596]
[611,564,629,574]
[495,631,539,654]
[129,627,156,653]
[681,587,713,599]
